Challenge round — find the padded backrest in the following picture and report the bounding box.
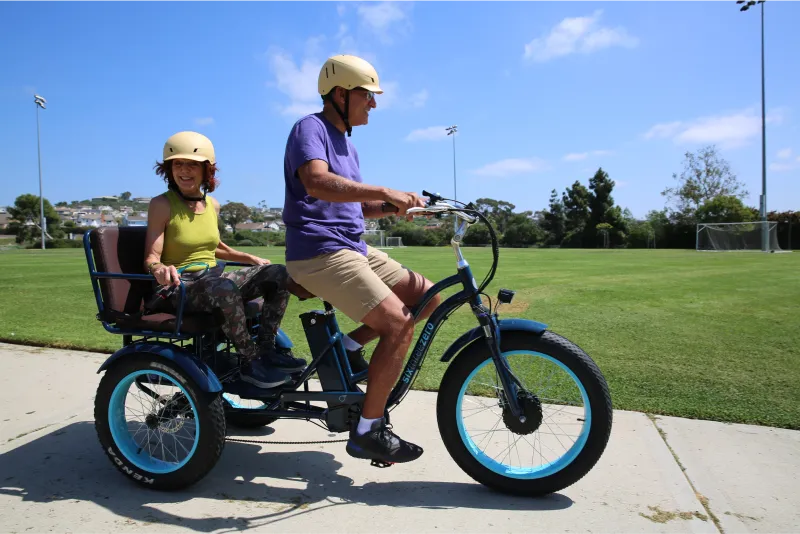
[89,226,151,316]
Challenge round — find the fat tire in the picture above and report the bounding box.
[437,331,612,497]
[94,353,226,491]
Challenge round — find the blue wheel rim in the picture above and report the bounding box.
[455,350,591,479]
[108,370,200,474]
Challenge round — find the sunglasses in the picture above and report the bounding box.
[353,88,375,101]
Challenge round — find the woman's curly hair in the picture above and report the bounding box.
[154,160,220,193]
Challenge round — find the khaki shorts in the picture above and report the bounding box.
[286,245,409,323]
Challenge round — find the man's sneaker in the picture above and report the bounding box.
[346,418,424,465]
[346,348,370,374]
[240,359,291,389]
[260,347,306,373]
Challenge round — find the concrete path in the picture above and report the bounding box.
[0,342,797,533]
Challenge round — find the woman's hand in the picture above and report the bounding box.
[248,254,271,265]
[152,264,180,286]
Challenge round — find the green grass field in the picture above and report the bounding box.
[1,246,798,429]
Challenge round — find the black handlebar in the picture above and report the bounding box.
[422,190,444,204]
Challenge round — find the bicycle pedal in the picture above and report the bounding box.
[370,459,394,468]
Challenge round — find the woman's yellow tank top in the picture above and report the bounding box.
[160,190,219,272]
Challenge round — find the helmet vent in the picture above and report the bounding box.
[325,67,329,78]
[193,148,198,153]
[169,148,174,153]
[332,64,335,74]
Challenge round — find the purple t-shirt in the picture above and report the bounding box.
[283,113,367,261]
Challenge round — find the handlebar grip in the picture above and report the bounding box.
[422,190,443,204]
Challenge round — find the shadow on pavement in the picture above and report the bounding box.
[1,422,573,530]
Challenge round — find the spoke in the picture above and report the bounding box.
[462,404,500,420]
[493,433,523,465]
[159,430,167,462]
[173,434,192,457]
[513,432,523,468]
[541,420,569,453]
[130,423,149,443]
[543,416,580,446]
[472,380,502,392]
[475,417,503,450]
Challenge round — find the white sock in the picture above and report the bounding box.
[342,335,362,352]
[357,416,382,435]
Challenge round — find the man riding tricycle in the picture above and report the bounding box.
[85,54,612,497]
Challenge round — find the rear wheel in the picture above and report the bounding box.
[94,354,226,490]
[437,331,612,496]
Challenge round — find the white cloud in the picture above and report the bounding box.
[405,126,450,142]
[644,108,786,149]
[770,155,800,173]
[471,158,549,178]
[523,10,638,62]
[193,117,214,126]
[563,149,611,162]
[644,121,683,140]
[409,89,429,108]
[357,2,409,40]
[777,148,792,159]
[266,46,323,119]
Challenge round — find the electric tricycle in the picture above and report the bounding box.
[85,192,612,496]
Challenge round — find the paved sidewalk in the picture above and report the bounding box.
[1,342,797,533]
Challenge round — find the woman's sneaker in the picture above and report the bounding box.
[260,347,307,373]
[346,418,424,465]
[240,359,291,389]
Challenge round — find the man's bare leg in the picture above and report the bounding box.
[346,271,441,348]
[356,292,415,418]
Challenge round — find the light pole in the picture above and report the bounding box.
[34,94,47,250]
[788,210,793,251]
[446,125,458,201]
[736,0,768,251]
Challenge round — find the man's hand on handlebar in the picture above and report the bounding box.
[383,189,427,220]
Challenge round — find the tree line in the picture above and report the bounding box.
[379,145,797,249]
[4,145,797,249]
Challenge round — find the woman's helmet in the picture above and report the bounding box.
[318,55,383,136]
[163,131,216,164]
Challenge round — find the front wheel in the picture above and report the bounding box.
[437,331,612,496]
[94,354,227,490]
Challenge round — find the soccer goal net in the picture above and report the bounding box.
[386,237,405,248]
[362,229,386,248]
[696,221,782,252]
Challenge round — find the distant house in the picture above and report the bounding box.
[122,214,147,227]
[92,196,118,203]
[133,197,152,204]
[76,213,103,227]
[0,206,7,214]
[235,222,269,232]
[0,213,10,230]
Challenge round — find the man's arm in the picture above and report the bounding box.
[298,159,388,203]
[361,200,397,219]
[297,159,423,215]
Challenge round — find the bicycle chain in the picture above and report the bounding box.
[225,436,348,445]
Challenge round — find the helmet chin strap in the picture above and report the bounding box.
[169,181,206,202]
[330,90,352,137]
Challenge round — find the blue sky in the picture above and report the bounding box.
[1,1,798,218]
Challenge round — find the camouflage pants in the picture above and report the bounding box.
[177,264,290,361]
